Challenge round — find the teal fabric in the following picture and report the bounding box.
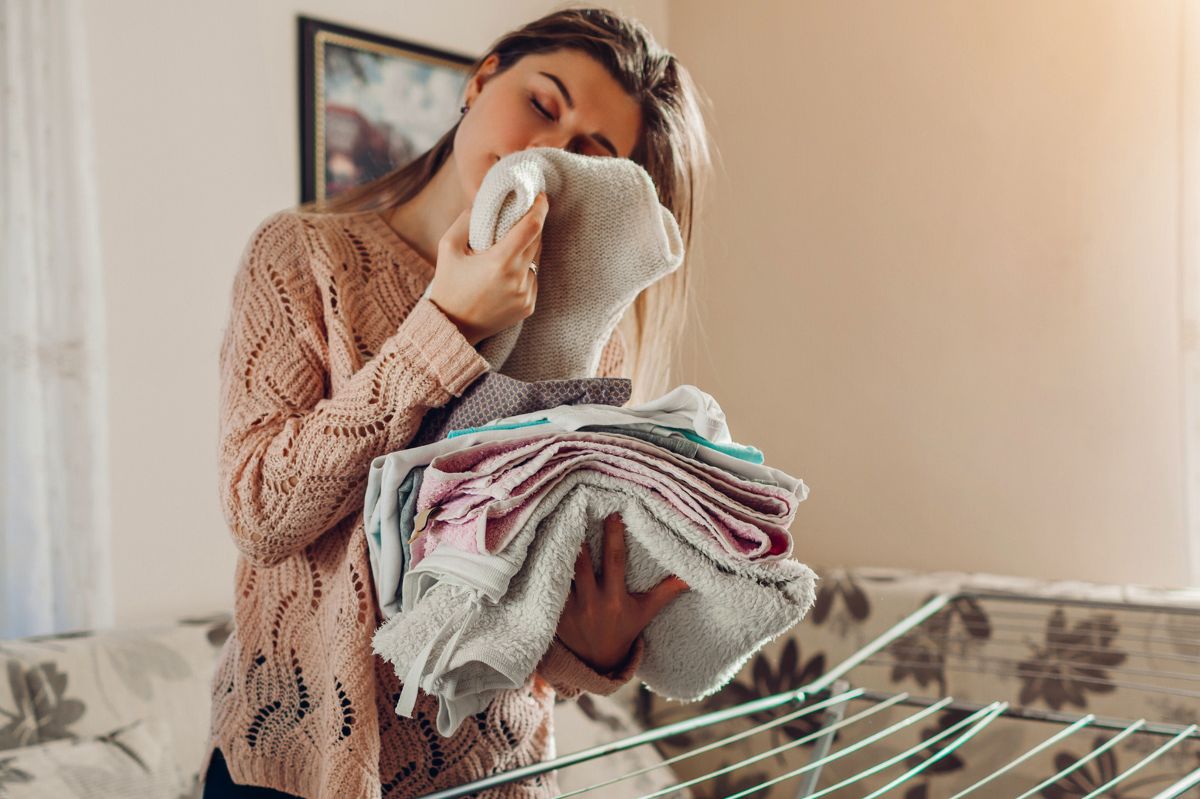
[446,418,554,437]
[672,427,764,465]
[447,416,765,465]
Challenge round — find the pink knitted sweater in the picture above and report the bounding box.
[204,208,642,799]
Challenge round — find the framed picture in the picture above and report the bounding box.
[298,16,476,203]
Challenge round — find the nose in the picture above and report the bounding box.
[528,133,578,154]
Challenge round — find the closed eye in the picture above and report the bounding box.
[529,94,555,122]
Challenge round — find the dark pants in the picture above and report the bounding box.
[202,748,303,798]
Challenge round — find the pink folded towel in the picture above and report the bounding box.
[409,431,798,568]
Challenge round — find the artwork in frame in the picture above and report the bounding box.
[299,16,476,203]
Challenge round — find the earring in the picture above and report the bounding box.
[460,104,469,115]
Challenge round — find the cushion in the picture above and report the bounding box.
[0,654,39,751]
[0,717,188,798]
[1,614,231,794]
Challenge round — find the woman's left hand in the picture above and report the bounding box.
[554,511,690,673]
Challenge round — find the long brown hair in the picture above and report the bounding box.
[298,6,714,403]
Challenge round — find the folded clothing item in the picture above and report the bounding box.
[364,402,804,621]
[409,432,797,575]
[407,372,632,448]
[372,468,817,736]
[578,423,703,460]
[454,384,739,449]
[366,374,632,618]
[362,465,425,620]
[374,425,778,619]
[450,417,765,465]
[422,147,685,381]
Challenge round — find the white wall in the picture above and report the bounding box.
[84,0,1197,627]
[669,0,1194,586]
[81,0,668,626]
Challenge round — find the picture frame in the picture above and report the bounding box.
[298,16,476,203]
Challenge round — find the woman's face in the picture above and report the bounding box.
[454,49,643,202]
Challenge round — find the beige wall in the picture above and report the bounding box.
[84,0,1196,627]
[669,0,1193,586]
[81,1,668,626]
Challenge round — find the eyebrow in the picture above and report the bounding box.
[537,70,620,157]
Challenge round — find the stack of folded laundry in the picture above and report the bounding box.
[363,146,817,738]
[365,381,817,737]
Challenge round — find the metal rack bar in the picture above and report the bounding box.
[1013,718,1146,799]
[879,632,1200,667]
[555,687,863,798]
[1080,724,1199,799]
[411,590,1198,799]
[961,590,1200,617]
[877,644,1200,684]
[743,702,1005,799]
[794,680,850,799]
[945,713,1095,798]
[866,655,1200,700]
[415,678,823,798]
[895,619,1200,648]
[853,689,1195,739]
[984,604,1200,630]
[857,703,1009,799]
[640,693,933,799]
[1154,765,1200,798]
[804,593,954,693]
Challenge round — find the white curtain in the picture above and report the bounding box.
[0,0,112,636]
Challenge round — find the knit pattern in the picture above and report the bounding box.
[407,372,633,448]
[207,208,638,799]
[466,147,684,381]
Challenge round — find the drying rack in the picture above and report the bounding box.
[415,590,1200,798]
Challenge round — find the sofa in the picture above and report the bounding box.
[0,611,679,798]
[1,565,1196,798]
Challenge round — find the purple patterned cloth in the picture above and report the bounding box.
[408,372,632,447]
[410,431,798,567]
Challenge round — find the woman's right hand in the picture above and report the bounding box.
[426,192,548,347]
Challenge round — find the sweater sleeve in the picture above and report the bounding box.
[534,634,644,699]
[217,211,491,567]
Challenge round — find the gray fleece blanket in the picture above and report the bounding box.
[371,469,817,737]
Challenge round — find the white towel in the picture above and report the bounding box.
[371,469,817,737]
[425,147,685,380]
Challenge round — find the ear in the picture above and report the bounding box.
[464,53,502,106]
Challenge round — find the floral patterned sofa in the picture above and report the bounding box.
[0,612,675,798]
[2,565,1197,798]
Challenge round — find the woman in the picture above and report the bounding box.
[203,7,713,797]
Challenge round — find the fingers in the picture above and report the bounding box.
[518,216,543,263]
[601,513,627,588]
[520,224,542,302]
[501,192,548,265]
[639,575,691,625]
[442,206,472,256]
[526,261,539,310]
[522,229,543,272]
[573,541,597,600]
